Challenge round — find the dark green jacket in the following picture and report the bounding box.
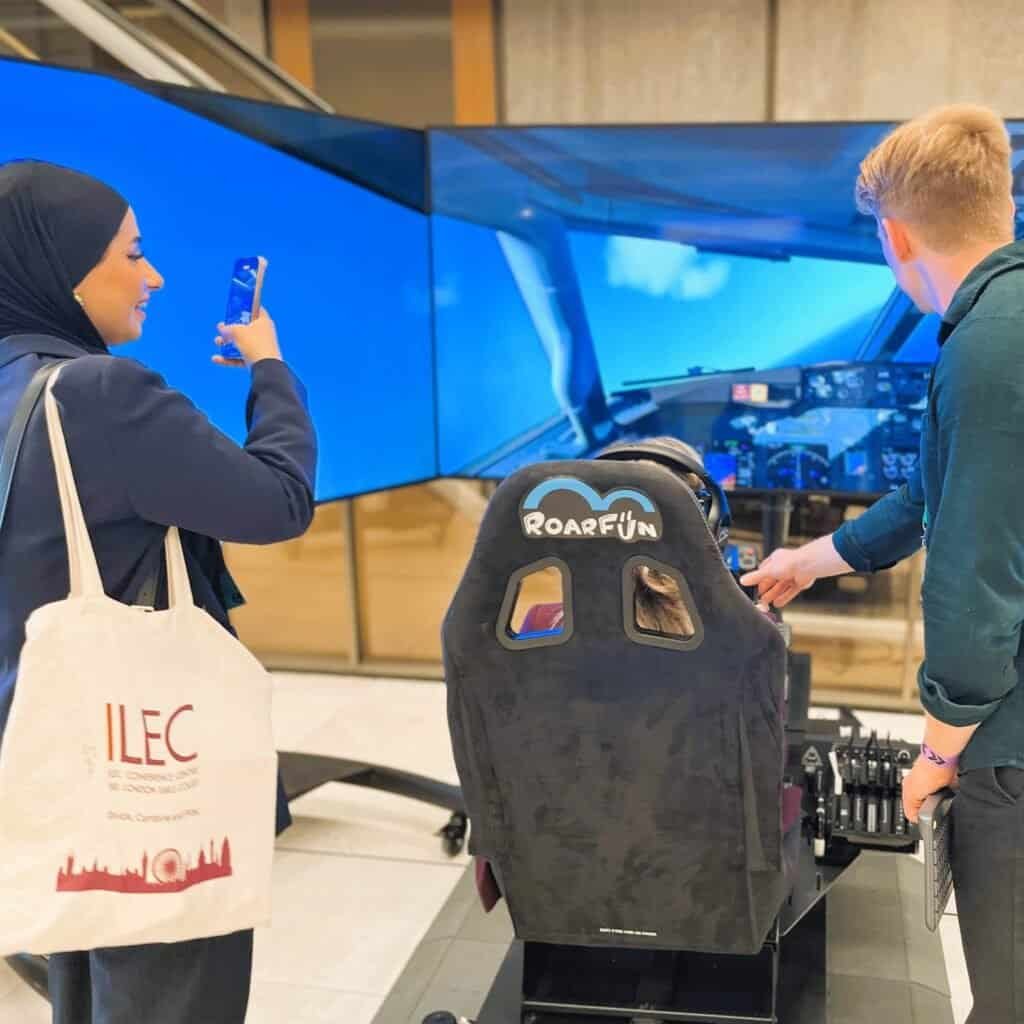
[833,241,1024,772]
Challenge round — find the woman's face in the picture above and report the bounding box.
[75,207,164,346]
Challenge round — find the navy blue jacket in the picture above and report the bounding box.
[0,334,317,832]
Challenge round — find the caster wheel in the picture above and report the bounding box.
[422,1014,457,1024]
[438,811,468,857]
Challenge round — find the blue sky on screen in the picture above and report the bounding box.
[0,60,435,500]
[572,233,897,392]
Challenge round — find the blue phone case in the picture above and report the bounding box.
[220,257,263,360]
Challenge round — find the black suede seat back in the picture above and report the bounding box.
[443,459,787,955]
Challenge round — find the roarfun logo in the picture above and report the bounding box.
[520,477,663,543]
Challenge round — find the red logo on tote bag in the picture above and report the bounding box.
[56,838,233,894]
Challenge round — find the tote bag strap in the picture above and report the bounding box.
[43,366,194,608]
[0,360,68,536]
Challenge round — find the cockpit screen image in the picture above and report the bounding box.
[431,121,1024,495]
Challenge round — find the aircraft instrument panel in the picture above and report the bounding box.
[651,361,931,495]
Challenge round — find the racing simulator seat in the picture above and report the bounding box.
[444,450,799,1022]
[442,448,923,1023]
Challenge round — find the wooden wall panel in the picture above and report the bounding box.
[307,0,453,128]
[354,484,482,664]
[225,503,352,660]
[268,0,315,89]
[453,0,498,124]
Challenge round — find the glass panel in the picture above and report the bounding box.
[309,0,453,128]
[224,502,351,659]
[354,481,482,663]
[507,564,565,640]
[788,548,916,702]
[793,633,907,699]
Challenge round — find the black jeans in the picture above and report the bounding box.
[48,928,253,1024]
[952,766,1024,1023]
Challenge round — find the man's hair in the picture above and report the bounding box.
[855,104,1013,252]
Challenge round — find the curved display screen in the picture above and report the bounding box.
[0,59,435,502]
[430,123,1024,495]
[8,59,1023,500]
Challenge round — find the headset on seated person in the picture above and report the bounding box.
[595,437,732,554]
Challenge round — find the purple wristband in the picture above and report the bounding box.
[920,742,960,769]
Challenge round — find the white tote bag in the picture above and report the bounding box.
[0,367,276,955]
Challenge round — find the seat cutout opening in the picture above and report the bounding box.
[624,556,703,651]
[497,559,572,650]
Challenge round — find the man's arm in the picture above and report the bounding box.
[831,466,926,573]
[916,320,1024,728]
[739,533,851,608]
[741,466,926,607]
[904,318,1024,818]
[903,713,978,823]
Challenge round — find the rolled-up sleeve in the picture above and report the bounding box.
[918,320,1024,726]
[832,467,925,572]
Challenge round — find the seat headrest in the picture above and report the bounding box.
[595,438,731,546]
[476,459,724,576]
[445,457,775,660]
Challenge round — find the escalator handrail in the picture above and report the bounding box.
[0,25,40,61]
[155,0,333,112]
[72,0,228,92]
[99,2,227,93]
[34,0,196,86]
[35,0,334,111]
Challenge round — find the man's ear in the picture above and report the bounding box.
[880,216,915,263]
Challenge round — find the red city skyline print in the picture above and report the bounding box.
[56,838,233,894]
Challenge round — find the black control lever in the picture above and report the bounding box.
[850,744,866,832]
[865,733,880,834]
[879,738,894,835]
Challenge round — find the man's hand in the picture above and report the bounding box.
[740,533,854,608]
[740,546,817,608]
[902,757,957,824]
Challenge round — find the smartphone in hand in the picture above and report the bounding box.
[219,256,268,361]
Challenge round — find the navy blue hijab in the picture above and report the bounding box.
[0,161,129,354]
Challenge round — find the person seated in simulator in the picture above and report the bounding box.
[521,554,697,638]
[474,436,796,913]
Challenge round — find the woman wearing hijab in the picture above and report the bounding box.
[0,160,317,1022]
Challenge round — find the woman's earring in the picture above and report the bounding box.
[72,291,86,310]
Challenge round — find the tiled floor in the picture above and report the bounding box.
[0,676,973,1023]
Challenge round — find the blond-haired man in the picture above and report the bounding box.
[743,104,1023,1021]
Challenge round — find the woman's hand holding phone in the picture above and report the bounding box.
[213,308,282,368]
